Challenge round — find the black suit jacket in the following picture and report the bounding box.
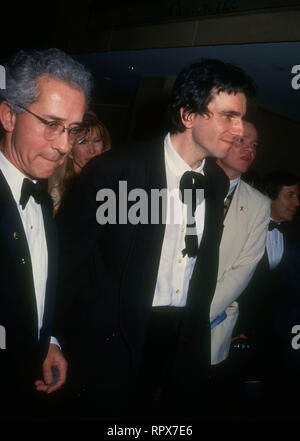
[275,241,300,378]
[55,138,229,390]
[236,223,297,340]
[0,171,58,391]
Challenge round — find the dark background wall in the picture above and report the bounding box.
[1,1,300,178]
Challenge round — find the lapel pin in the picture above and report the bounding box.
[13,232,20,240]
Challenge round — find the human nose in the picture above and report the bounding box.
[52,131,72,155]
[230,118,244,137]
[88,141,96,154]
[240,140,254,152]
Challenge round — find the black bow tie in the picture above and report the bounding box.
[180,170,206,191]
[179,171,206,258]
[19,178,46,210]
[268,220,284,233]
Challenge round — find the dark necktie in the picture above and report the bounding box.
[223,186,237,218]
[19,178,46,210]
[268,220,284,233]
[179,171,206,258]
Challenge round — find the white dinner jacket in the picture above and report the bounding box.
[210,179,270,365]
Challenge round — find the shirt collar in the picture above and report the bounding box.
[164,133,205,177]
[227,177,240,197]
[0,150,29,204]
[270,217,281,225]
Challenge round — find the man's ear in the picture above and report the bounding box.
[179,107,196,129]
[0,101,16,132]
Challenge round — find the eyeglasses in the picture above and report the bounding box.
[76,137,103,146]
[17,104,87,144]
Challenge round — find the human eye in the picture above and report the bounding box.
[69,125,83,135]
[46,120,61,129]
[222,112,236,121]
[70,125,86,143]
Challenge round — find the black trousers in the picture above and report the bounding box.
[135,306,200,420]
[138,307,184,390]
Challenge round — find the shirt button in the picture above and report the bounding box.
[178,259,182,264]
[175,289,180,294]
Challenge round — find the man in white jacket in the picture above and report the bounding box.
[210,121,270,366]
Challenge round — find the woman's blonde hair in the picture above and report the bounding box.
[48,109,111,211]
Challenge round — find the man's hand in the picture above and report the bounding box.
[231,333,247,342]
[35,343,68,394]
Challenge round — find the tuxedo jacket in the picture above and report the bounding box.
[55,138,229,390]
[0,171,58,389]
[210,179,270,364]
[275,241,300,377]
[235,219,298,345]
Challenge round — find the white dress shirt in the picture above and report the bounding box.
[0,151,57,344]
[152,133,206,307]
[266,219,284,270]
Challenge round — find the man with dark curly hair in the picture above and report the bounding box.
[55,58,255,420]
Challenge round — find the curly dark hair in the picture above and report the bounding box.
[168,58,256,134]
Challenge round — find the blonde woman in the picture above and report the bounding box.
[48,110,111,213]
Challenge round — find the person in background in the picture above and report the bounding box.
[207,122,269,417]
[210,121,270,367]
[275,240,300,418]
[48,110,111,213]
[234,170,300,413]
[0,48,91,420]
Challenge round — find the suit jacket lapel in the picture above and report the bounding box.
[39,194,57,356]
[187,159,228,313]
[0,170,39,341]
[119,138,167,358]
[172,159,229,378]
[143,137,167,294]
[132,138,167,304]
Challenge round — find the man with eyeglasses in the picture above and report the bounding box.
[0,48,92,420]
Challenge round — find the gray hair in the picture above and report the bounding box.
[0,48,93,112]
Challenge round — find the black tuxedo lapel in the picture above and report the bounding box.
[0,171,39,344]
[143,137,167,285]
[119,139,167,361]
[260,248,270,271]
[187,158,229,314]
[172,159,229,380]
[39,193,57,358]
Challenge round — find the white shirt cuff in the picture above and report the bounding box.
[50,336,61,350]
